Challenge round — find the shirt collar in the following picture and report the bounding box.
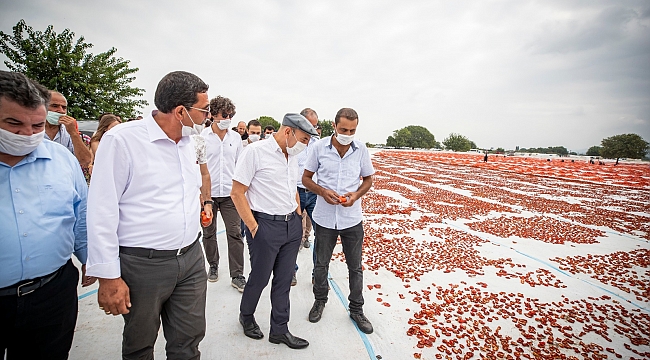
[11,140,52,167]
[326,134,357,151]
[145,110,169,143]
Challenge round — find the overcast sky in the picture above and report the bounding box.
[1,0,649,151]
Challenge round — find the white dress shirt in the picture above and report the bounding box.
[86,111,202,278]
[201,127,242,197]
[232,136,299,216]
[304,136,374,230]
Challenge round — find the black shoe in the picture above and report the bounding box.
[239,314,263,340]
[350,313,373,334]
[268,332,309,349]
[308,300,326,323]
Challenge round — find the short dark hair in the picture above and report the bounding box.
[0,71,50,110]
[248,119,261,128]
[335,108,358,124]
[264,125,275,132]
[209,96,236,117]
[154,71,209,113]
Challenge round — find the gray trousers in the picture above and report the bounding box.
[202,196,244,278]
[120,239,207,360]
[240,213,302,335]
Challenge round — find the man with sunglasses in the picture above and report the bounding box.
[86,71,211,359]
[200,95,247,291]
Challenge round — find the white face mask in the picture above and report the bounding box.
[0,127,45,156]
[335,130,354,146]
[180,110,205,137]
[46,111,64,125]
[248,134,260,142]
[216,119,231,130]
[286,129,307,156]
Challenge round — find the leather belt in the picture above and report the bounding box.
[253,211,297,222]
[119,238,199,259]
[0,264,64,297]
[297,187,310,193]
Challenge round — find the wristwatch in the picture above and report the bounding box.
[203,200,214,207]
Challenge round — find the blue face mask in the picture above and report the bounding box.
[46,111,64,125]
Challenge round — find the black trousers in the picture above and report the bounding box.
[240,213,302,335]
[0,259,79,360]
[313,221,365,314]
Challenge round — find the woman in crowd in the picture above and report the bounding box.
[88,113,121,174]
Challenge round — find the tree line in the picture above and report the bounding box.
[385,125,649,161]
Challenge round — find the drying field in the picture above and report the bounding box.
[355,151,650,360]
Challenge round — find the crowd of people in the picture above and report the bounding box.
[1,69,375,359]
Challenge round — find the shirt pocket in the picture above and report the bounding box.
[38,184,74,217]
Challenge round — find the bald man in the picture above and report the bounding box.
[44,91,92,167]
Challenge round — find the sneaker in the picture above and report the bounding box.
[308,300,326,323]
[231,275,246,292]
[291,273,297,286]
[349,313,373,334]
[208,266,219,282]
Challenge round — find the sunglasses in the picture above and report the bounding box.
[188,105,211,118]
[220,111,236,119]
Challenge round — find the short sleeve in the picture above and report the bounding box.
[359,146,374,177]
[304,142,319,173]
[192,135,207,164]
[232,146,256,187]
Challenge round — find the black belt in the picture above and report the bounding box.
[253,211,297,221]
[0,263,65,297]
[119,238,199,259]
[297,187,311,193]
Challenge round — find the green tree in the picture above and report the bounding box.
[443,133,472,152]
[518,146,569,156]
[257,116,280,131]
[600,133,649,164]
[586,146,601,156]
[0,20,147,119]
[318,119,334,137]
[469,141,478,149]
[385,125,439,149]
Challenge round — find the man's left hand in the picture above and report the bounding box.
[58,115,78,134]
[204,205,214,226]
[81,264,97,287]
[340,192,359,207]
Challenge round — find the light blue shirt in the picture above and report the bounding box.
[304,136,374,230]
[44,124,75,155]
[0,139,88,287]
[296,136,319,189]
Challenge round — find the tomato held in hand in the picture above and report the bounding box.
[201,211,212,226]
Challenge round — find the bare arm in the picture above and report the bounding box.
[231,180,258,237]
[60,116,92,167]
[295,191,302,215]
[199,163,213,221]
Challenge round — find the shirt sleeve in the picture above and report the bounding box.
[72,155,88,264]
[359,145,375,177]
[232,146,256,187]
[193,135,207,165]
[235,135,243,163]
[304,142,320,173]
[85,133,131,278]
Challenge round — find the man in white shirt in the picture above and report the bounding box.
[201,95,246,291]
[231,113,317,349]
[242,119,262,148]
[86,71,211,359]
[302,108,375,334]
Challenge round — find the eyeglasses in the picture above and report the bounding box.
[314,125,321,130]
[188,105,211,118]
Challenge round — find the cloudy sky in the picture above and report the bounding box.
[1,0,649,151]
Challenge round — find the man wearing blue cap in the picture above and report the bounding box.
[231,113,317,349]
